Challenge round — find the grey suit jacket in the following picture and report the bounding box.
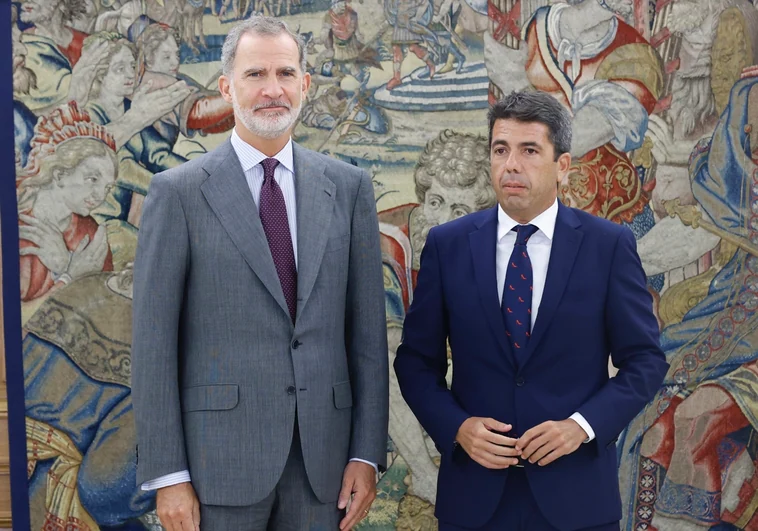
[131,139,389,506]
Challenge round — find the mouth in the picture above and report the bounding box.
[256,106,289,113]
[502,183,527,192]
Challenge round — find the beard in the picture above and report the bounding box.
[231,86,303,140]
[13,62,37,95]
[669,74,716,138]
[603,0,633,19]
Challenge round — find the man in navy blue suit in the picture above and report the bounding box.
[393,90,669,531]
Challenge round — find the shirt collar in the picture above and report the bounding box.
[230,128,294,174]
[497,199,559,242]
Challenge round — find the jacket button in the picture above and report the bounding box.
[292,340,301,349]
[287,386,296,395]
[516,377,525,387]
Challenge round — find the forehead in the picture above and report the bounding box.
[156,36,178,51]
[110,45,134,64]
[428,180,480,199]
[491,118,551,144]
[233,32,300,71]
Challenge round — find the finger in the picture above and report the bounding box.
[482,430,518,447]
[18,227,44,244]
[19,247,42,257]
[536,445,565,466]
[481,440,520,457]
[337,476,354,510]
[18,214,42,226]
[75,235,91,253]
[527,436,559,464]
[157,514,176,531]
[520,432,551,458]
[36,217,63,236]
[515,424,547,451]
[481,418,511,433]
[340,492,369,530]
[134,80,153,97]
[472,452,518,469]
[92,226,107,246]
[192,501,201,531]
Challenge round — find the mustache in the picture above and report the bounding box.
[254,101,291,111]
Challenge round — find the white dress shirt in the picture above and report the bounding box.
[496,200,595,442]
[141,129,375,491]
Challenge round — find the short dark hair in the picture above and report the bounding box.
[487,90,573,161]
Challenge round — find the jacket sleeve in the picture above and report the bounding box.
[131,172,191,485]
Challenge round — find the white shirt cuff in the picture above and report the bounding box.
[141,470,192,491]
[350,458,378,474]
[569,412,595,443]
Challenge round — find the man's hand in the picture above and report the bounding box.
[516,419,588,466]
[338,461,376,530]
[156,482,201,531]
[455,417,520,469]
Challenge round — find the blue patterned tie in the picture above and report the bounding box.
[502,224,538,354]
[259,158,297,323]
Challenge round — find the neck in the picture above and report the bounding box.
[235,124,290,157]
[34,188,73,230]
[97,91,126,119]
[502,199,555,225]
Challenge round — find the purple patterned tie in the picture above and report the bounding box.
[502,224,538,355]
[259,158,297,323]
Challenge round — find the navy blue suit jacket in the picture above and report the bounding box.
[394,203,668,530]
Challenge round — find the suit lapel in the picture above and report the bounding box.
[292,143,336,319]
[469,207,515,368]
[521,203,583,368]
[200,139,291,321]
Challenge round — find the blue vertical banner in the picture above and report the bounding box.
[1,0,31,529]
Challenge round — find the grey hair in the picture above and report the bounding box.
[221,15,307,76]
[488,90,573,160]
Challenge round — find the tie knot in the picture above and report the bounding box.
[261,158,280,181]
[512,224,538,246]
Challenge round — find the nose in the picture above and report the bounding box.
[261,75,284,99]
[504,150,521,173]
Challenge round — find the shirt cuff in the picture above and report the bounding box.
[141,470,192,491]
[350,458,379,475]
[569,412,595,443]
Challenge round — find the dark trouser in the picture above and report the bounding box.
[438,467,620,531]
[200,425,343,531]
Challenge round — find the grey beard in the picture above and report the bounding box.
[14,65,37,95]
[670,75,716,138]
[232,98,302,140]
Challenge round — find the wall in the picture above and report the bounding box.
[9,0,758,529]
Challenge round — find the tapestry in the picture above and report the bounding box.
[10,0,758,528]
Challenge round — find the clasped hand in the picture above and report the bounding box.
[455,417,587,469]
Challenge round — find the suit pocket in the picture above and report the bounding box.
[325,233,349,253]
[181,384,239,412]
[333,381,353,409]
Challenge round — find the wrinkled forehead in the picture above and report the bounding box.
[233,32,301,72]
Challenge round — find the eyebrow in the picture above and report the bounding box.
[491,139,542,149]
[242,66,298,75]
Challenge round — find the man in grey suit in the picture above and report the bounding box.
[131,16,389,531]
